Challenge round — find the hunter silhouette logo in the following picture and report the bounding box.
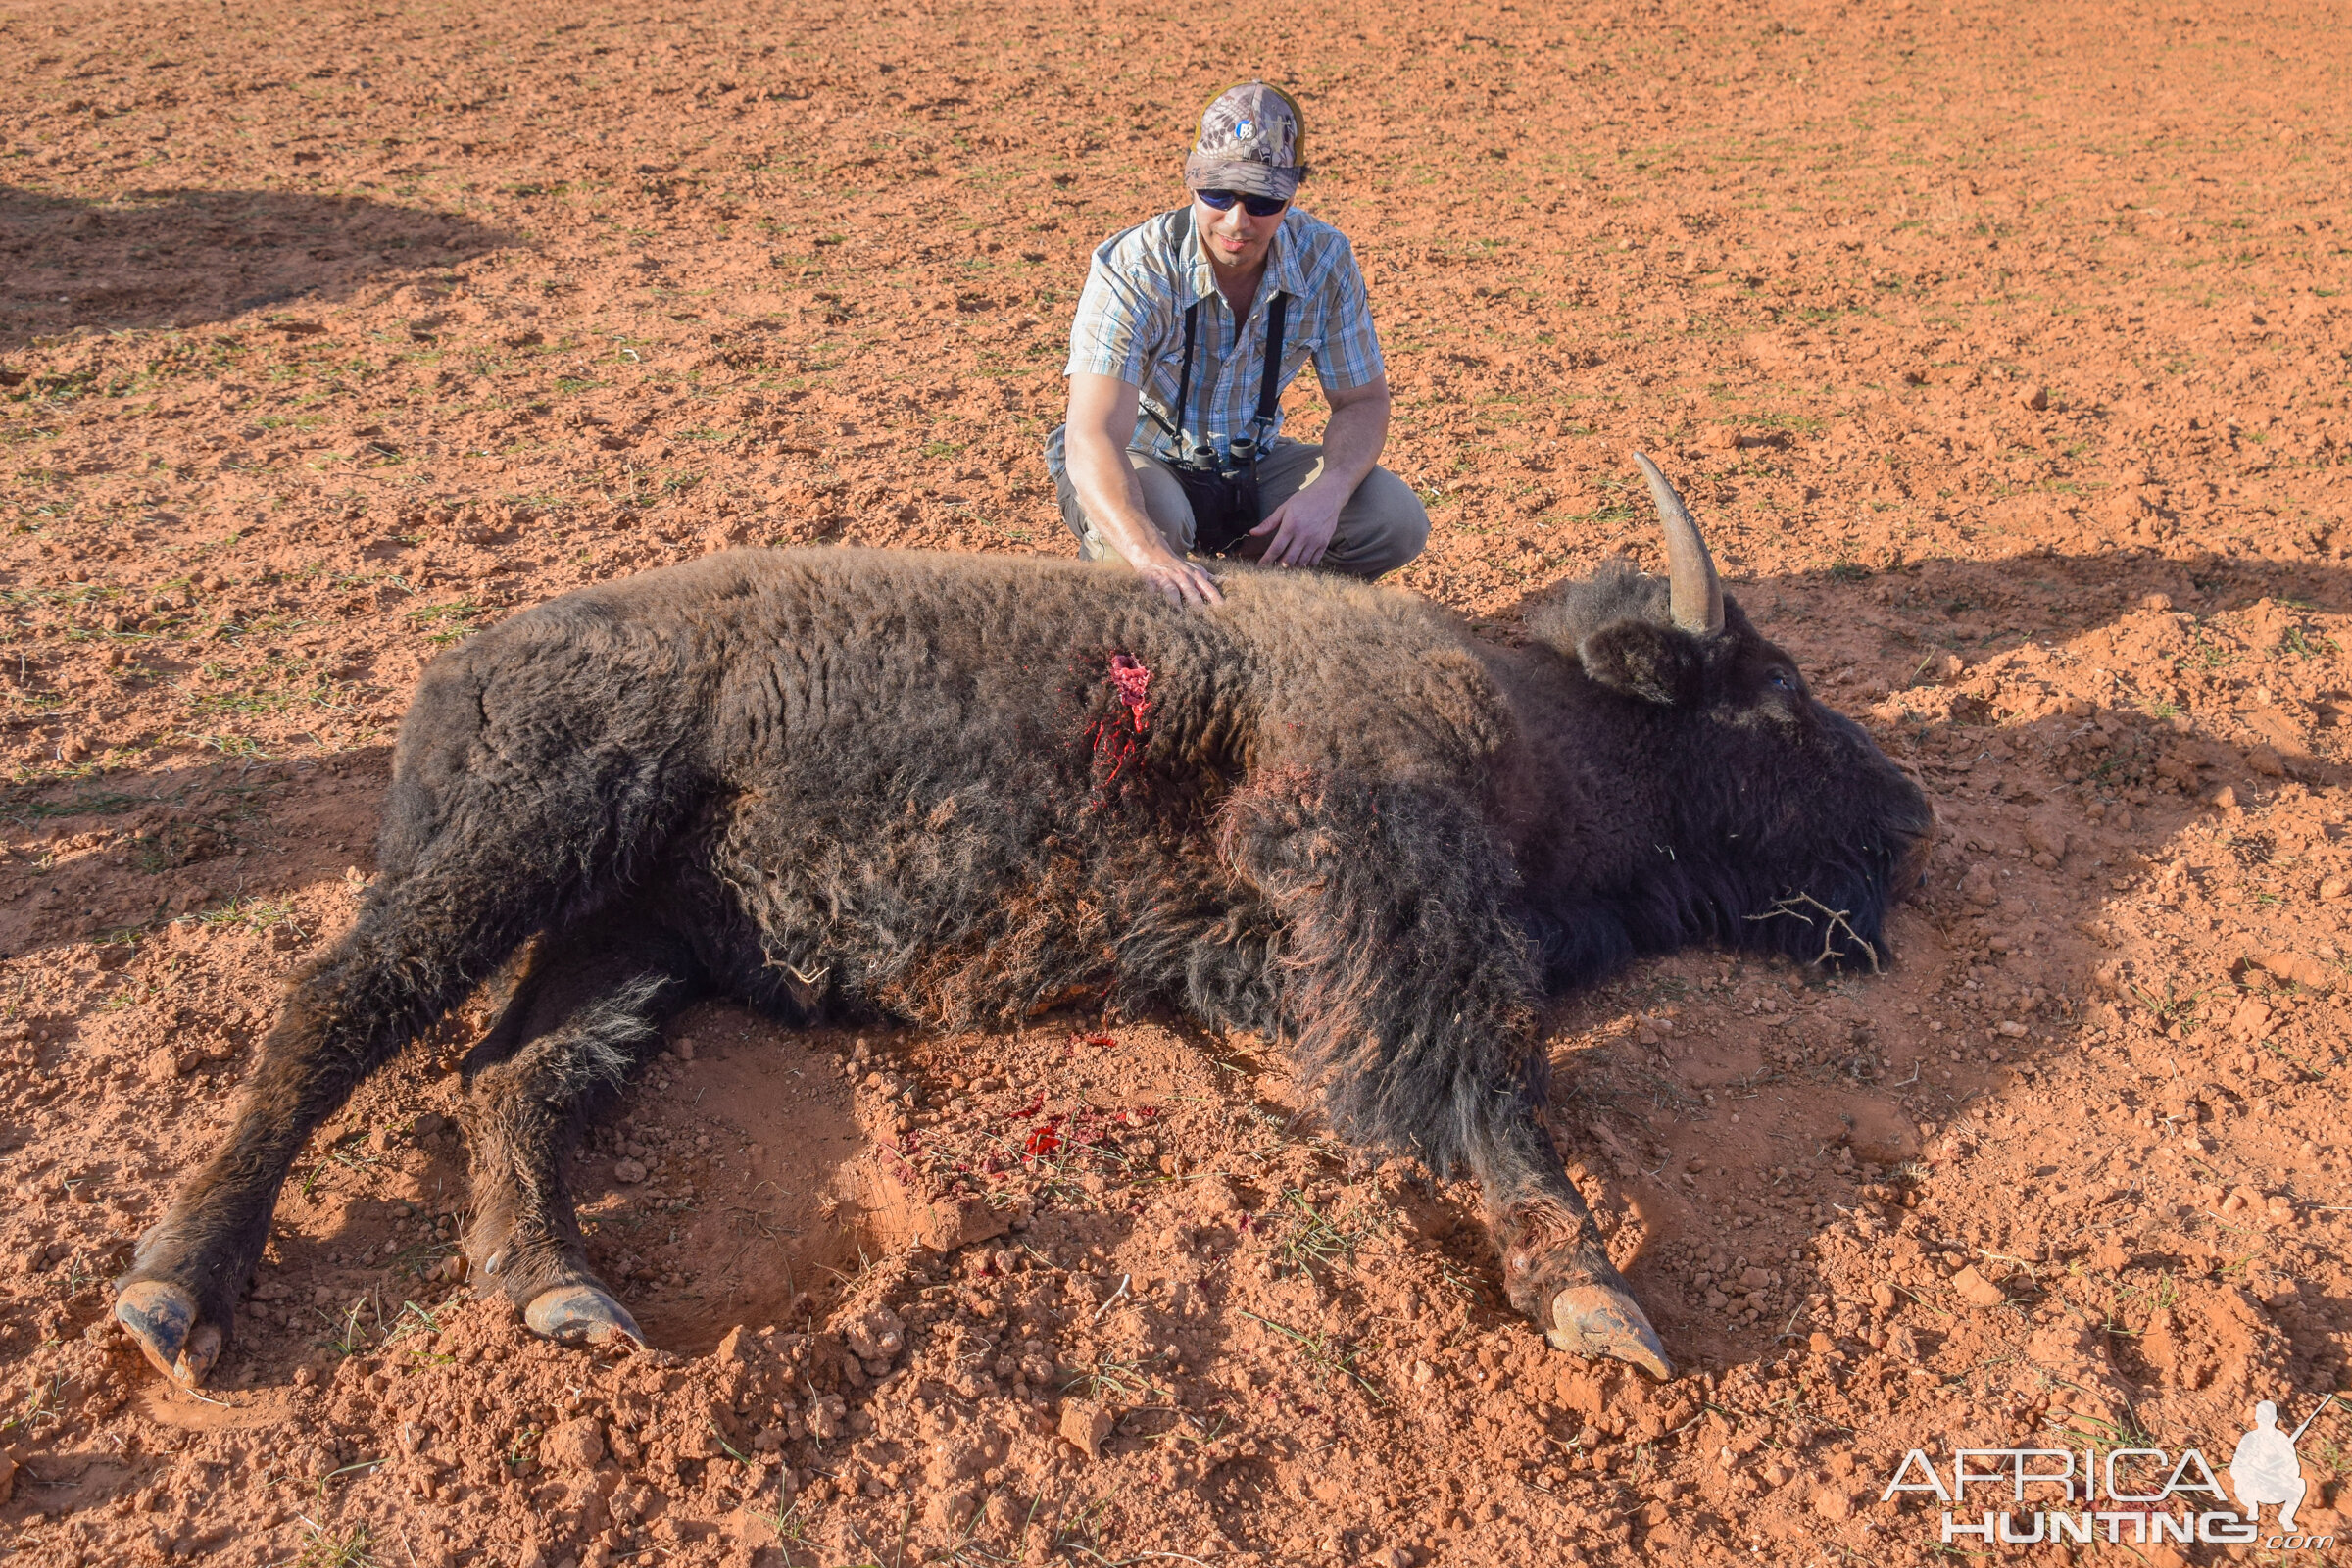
[2230,1396,2331,1532]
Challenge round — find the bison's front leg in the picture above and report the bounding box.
[1475,1074,1673,1380]
[1219,767,1671,1379]
[459,909,703,1348]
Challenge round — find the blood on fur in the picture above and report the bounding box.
[1083,651,1154,786]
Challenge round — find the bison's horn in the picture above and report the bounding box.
[1632,451,1724,636]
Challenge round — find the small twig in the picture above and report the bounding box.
[1744,892,1883,972]
[1091,1274,1131,1323]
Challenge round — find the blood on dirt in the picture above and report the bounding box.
[1020,1119,1065,1161]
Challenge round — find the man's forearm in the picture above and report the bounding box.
[1067,428,1174,564]
[1311,391,1391,495]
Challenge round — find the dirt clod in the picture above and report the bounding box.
[1950,1266,2007,1308]
[2259,951,2333,991]
[542,1418,606,1471]
[1059,1400,1116,1460]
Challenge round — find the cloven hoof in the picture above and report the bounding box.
[1545,1282,1674,1380]
[115,1279,223,1388]
[523,1284,647,1348]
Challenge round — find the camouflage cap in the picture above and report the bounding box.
[1182,83,1307,202]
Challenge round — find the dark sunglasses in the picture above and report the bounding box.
[1196,188,1289,219]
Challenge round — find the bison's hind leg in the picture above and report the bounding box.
[116,863,562,1386]
[458,906,703,1348]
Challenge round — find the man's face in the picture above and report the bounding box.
[1192,189,1286,272]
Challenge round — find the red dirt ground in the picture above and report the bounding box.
[4,1,2352,1565]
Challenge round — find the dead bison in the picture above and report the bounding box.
[116,457,1932,1389]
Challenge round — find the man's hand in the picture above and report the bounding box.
[1248,478,1345,568]
[1132,552,1224,608]
[1065,371,1222,609]
[1248,376,1391,569]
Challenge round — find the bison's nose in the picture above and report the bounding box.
[1900,809,1941,895]
[1886,760,1940,897]
[1899,833,1935,897]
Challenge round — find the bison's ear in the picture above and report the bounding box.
[1576,618,1703,706]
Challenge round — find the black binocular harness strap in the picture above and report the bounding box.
[1157,289,1289,457]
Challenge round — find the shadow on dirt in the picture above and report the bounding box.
[1504,541,2351,646]
[0,746,392,965]
[0,186,508,349]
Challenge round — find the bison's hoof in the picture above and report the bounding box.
[524,1284,646,1349]
[1545,1282,1674,1380]
[115,1279,224,1388]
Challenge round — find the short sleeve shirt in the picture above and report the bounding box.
[1048,206,1385,478]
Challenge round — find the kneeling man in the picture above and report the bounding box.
[1047,82,1428,607]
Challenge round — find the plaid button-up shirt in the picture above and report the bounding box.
[1048,206,1386,478]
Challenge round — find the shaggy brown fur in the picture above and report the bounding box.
[117,546,1932,1384]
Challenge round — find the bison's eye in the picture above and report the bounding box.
[1767,669,1795,691]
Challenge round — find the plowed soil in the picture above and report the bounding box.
[5,1,2351,1565]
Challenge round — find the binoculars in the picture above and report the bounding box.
[1171,438,1263,558]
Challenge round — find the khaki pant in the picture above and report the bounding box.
[1054,440,1430,579]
